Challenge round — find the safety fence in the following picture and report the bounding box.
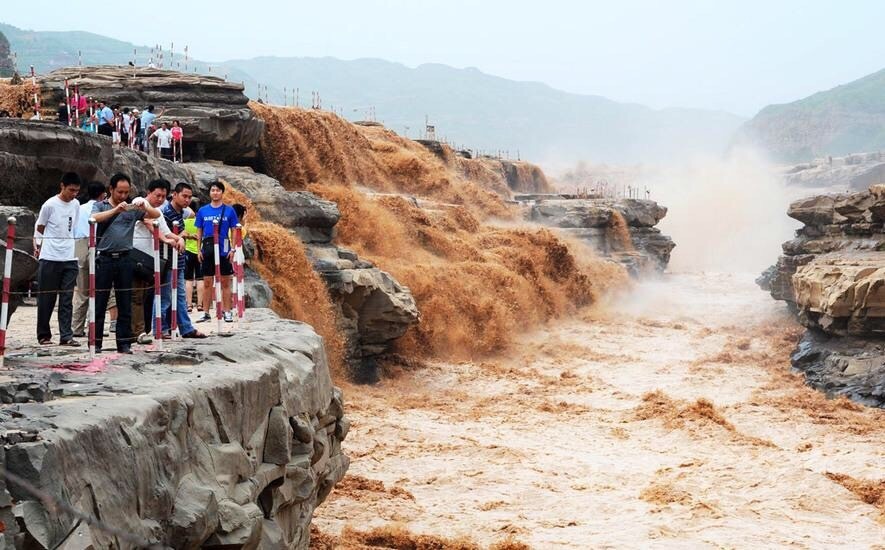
[0,217,247,366]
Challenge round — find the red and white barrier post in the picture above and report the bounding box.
[88,218,96,359]
[73,85,80,128]
[64,78,71,126]
[152,220,163,350]
[170,221,180,340]
[234,224,245,321]
[230,236,238,324]
[30,66,39,118]
[0,217,16,369]
[212,219,223,334]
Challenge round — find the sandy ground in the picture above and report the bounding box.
[314,272,885,549]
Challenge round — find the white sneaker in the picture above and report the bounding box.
[137,332,154,344]
[223,311,233,323]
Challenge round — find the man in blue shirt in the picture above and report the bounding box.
[195,181,239,323]
[97,101,114,137]
[161,182,207,338]
[139,105,165,151]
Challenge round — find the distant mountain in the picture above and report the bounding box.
[222,57,745,165]
[2,22,745,165]
[0,23,257,88]
[735,68,885,163]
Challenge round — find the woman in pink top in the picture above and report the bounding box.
[171,120,184,163]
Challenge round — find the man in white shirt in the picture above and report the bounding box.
[131,179,184,342]
[150,122,173,161]
[34,173,82,345]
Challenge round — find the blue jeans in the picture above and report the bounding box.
[161,268,195,336]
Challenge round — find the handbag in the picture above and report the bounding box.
[131,248,167,281]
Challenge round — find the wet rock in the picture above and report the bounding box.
[39,66,264,163]
[791,330,885,408]
[525,196,674,274]
[244,267,273,309]
[764,184,885,408]
[309,244,419,381]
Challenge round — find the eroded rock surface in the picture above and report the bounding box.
[0,309,349,549]
[0,119,189,210]
[307,244,419,382]
[762,185,885,406]
[524,196,675,274]
[39,66,264,162]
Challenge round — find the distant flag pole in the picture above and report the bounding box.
[133,48,137,77]
[78,50,82,79]
[184,45,188,72]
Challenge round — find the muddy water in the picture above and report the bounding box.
[315,273,885,548]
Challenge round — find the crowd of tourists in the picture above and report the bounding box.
[57,99,185,162]
[33,172,247,354]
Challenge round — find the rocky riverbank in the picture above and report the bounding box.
[760,184,885,406]
[0,309,348,548]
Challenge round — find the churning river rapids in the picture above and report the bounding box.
[315,272,885,548]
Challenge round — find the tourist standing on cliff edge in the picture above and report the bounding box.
[161,182,207,339]
[91,174,161,354]
[34,172,81,346]
[195,181,238,324]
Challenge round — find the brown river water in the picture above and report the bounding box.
[315,272,885,548]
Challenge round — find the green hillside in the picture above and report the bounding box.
[735,68,885,162]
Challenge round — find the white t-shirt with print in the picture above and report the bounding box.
[35,195,80,261]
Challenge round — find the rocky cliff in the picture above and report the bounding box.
[760,185,885,406]
[522,195,675,275]
[0,118,419,379]
[734,68,885,163]
[0,309,349,548]
[38,67,264,162]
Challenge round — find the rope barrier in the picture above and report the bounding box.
[0,215,242,363]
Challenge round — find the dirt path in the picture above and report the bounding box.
[316,273,885,548]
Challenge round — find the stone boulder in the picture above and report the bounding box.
[0,309,349,548]
[39,66,264,163]
[526,196,674,274]
[307,244,419,382]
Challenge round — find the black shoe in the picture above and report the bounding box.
[117,345,133,354]
[94,347,103,354]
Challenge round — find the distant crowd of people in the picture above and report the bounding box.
[33,172,247,354]
[57,100,185,162]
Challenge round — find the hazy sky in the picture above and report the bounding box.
[5,0,885,116]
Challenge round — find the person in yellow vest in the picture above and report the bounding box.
[183,200,203,311]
